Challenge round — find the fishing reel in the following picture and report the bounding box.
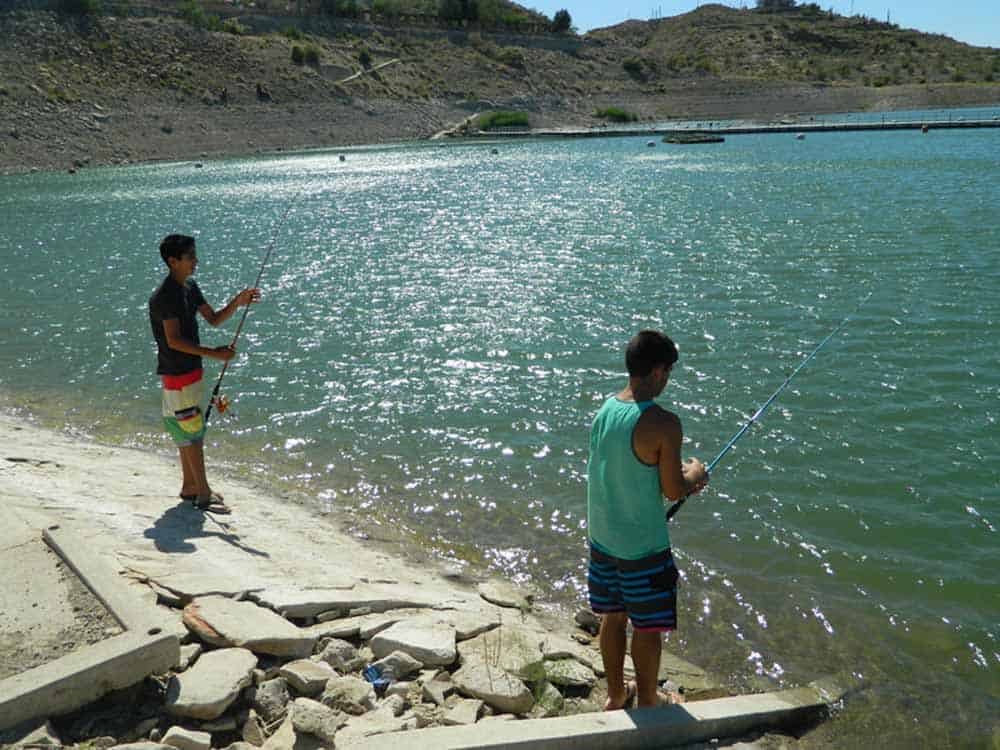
[211,394,232,416]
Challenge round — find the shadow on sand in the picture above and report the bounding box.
[143,500,269,558]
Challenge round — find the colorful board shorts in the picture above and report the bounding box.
[588,545,679,632]
[161,369,206,447]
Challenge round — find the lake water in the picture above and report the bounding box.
[1,109,997,746]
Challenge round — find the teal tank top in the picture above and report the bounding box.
[587,397,670,559]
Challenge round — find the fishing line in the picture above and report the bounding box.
[667,290,874,522]
[204,191,301,425]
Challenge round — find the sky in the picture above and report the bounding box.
[523,1,1000,48]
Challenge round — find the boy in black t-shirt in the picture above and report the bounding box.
[149,234,259,514]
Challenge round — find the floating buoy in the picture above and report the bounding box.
[647,140,656,148]
[490,148,498,155]
[795,133,806,140]
[339,154,346,162]
[921,124,929,134]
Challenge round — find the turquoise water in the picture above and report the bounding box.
[1,117,998,745]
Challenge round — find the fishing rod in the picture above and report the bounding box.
[204,193,300,425]
[667,290,874,522]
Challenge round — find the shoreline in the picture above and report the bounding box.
[3,87,999,177]
[0,410,762,746]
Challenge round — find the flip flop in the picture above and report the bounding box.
[657,688,685,705]
[191,493,232,515]
[605,680,637,711]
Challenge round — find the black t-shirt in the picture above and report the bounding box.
[149,275,207,375]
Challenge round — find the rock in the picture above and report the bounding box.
[179,643,202,671]
[574,608,600,633]
[252,584,435,619]
[477,581,531,610]
[183,595,316,657]
[436,609,501,641]
[166,647,258,720]
[290,697,347,745]
[410,703,444,728]
[91,738,117,750]
[249,677,291,723]
[320,675,377,715]
[385,680,413,699]
[335,703,409,745]
[109,745,174,750]
[221,744,259,750]
[162,727,211,750]
[381,694,406,717]
[457,626,546,681]
[543,658,597,687]
[241,710,266,747]
[279,659,335,696]
[421,679,452,706]
[443,698,483,725]
[452,660,534,715]
[11,720,61,746]
[315,638,364,672]
[370,621,456,666]
[371,650,423,680]
[532,680,564,717]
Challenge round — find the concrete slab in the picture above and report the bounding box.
[0,523,180,731]
[351,684,839,750]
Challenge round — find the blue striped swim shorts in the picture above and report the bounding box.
[588,545,679,632]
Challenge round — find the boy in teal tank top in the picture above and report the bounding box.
[586,330,708,710]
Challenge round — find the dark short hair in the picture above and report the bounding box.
[625,330,678,377]
[159,234,195,264]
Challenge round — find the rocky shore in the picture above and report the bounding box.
[0,414,729,749]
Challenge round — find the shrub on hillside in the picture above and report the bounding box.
[222,18,247,35]
[359,48,372,69]
[551,9,572,33]
[623,56,645,79]
[595,107,638,123]
[496,46,524,68]
[283,26,305,40]
[291,45,305,65]
[180,0,222,31]
[475,110,529,130]
[304,45,321,66]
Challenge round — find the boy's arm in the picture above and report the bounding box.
[655,411,708,502]
[199,288,260,328]
[163,318,235,361]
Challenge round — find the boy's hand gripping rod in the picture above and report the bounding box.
[204,194,300,425]
[667,291,873,522]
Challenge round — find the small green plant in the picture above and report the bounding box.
[475,110,530,130]
[291,45,305,65]
[358,48,372,69]
[56,0,101,15]
[304,45,321,66]
[222,18,247,35]
[496,47,524,68]
[595,107,638,123]
[282,26,305,41]
[623,56,644,79]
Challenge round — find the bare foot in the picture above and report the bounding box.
[604,680,636,711]
[658,689,685,705]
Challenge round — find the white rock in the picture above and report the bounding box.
[315,638,364,672]
[443,698,483,725]
[249,677,290,723]
[335,704,409,746]
[370,621,456,666]
[452,660,534,715]
[178,643,203,671]
[371,649,423,680]
[253,584,435,619]
[532,680,564,717]
[166,647,258,720]
[162,727,211,750]
[159,728,205,750]
[476,581,531,610]
[183,596,316,657]
[421,680,452,706]
[321,675,377,715]
[279,659,335,696]
[543,657,597,687]
[290,697,347,745]
[457,626,546,681]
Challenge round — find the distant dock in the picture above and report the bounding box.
[473,117,1000,140]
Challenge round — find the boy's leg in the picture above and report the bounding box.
[179,445,197,497]
[630,629,664,707]
[599,612,631,710]
[178,442,210,500]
